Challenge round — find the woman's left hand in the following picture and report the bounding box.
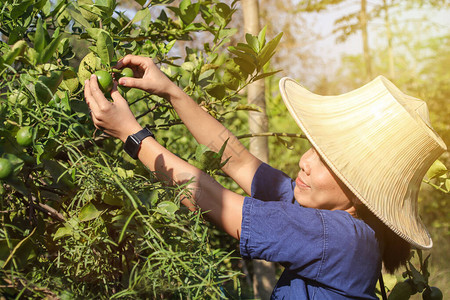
[84,74,143,142]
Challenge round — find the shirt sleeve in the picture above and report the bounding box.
[250,163,296,203]
[240,197,326,279]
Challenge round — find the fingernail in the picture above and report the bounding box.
[119,79,126,86]
[91,74,96,78]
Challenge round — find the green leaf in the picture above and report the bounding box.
[136,0,147,6]
[79,202,102,222]
[38,29,63,64]
[34,18,47,53]
[445,179,450,192]
[252,70,281,81]
[54,226,73,240]
[408,261,427,292]
[217,138,229,157]
[11,1,33,20]
[258,26,267,49]
[3,153,24,175]
[258,32,283,68]
[67,5,92,29]
[245,33,259,52]
[426,159,447,179]
[212,3,232,27]
[235,43,257,55]
[157,201,179,215]
[86,28,102,40]
[97,30,114,67]
[131,8,151,24]
[228,47,257,65]
[179,0,200,25]
[234,57,255,75]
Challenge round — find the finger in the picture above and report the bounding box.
[117,77,148,91]
[88,74,113,110]
[111,82,128,105]
[84,79,100,113]
[90,110,102,129]
[121,54,142,67]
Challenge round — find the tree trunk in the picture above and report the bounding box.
[241,0,276,299]
[383,0,395,79]
[242,0,269,163]
[360,0,373,80]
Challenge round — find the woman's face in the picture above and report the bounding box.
[294,147,356,214]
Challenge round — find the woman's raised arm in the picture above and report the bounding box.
[115,55,262,195]
[84,74,245,239]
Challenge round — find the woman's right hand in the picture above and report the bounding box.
[115,55,181,101]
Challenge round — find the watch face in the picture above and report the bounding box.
[124,135,140,159]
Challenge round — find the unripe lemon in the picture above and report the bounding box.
[0,158,13,180]
[94,70,113,95]
[16,126,34,147]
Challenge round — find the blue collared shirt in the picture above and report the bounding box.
[240,163,381,299]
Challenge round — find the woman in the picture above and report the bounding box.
[84,55,446,299]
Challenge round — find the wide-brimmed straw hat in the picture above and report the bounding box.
[279,75,447,249]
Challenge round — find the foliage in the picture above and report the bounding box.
[0,0,283,298]
[384,250,443,300]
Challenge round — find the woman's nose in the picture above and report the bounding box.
[299,148,313,175]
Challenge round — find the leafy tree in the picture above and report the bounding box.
[0,0,282,298]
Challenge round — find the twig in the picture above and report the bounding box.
[35,203,65,222]
[236,132,306,139]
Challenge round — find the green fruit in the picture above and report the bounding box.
[0,158,13,180]
[94,70,113,94]
[389,281,413,300]
[117,67,134,92]
[423,287,443,300]
[120,67,134,79]
[16,127,33,147]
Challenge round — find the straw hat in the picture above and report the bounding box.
[279,75,447,249]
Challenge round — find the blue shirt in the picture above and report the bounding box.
[239,163,381,299]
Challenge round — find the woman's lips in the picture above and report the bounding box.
[295,176,310,189]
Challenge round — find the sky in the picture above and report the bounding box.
[303,2,450,67]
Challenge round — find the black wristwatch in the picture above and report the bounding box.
[124,127,155,159]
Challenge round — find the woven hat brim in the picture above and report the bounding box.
[279,76,446,249]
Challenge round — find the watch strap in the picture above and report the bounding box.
[133,127,155,143]
[124,127,155,159]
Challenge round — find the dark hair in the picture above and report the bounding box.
[356,203,411,274]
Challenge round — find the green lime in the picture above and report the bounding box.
[0,158,13,180]
[16,126,33,147]
[120,67,134,79]
[423,286,443,300]
[94,70,113,95]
